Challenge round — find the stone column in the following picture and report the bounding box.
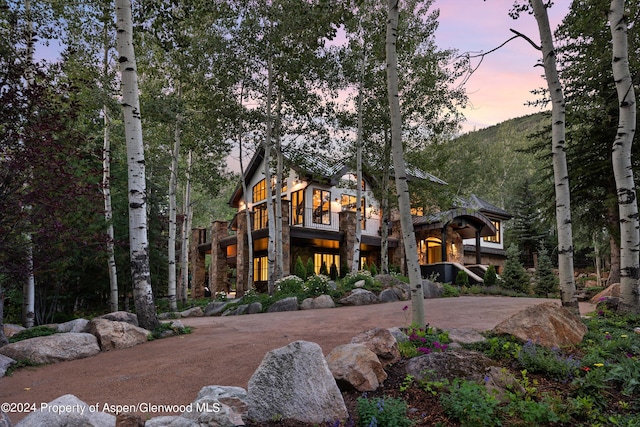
[339,211,356,273]
[390,218,405,275]
[236,211,250,297]
[210,220,228,295]
[190,228,207,299]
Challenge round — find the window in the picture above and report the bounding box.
[314,253,340,275]
[483,221,501,243]
[419,237,442,264]
[253,204,268,230]
[312,189,331,225]
[341,194,366,228]
[291,189,304,225]
[411,206,424,216]
[252,179,266,203]
[253,256,268,282]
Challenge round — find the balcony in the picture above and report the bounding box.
[291,207,340,232]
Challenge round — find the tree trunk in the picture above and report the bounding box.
[115,0,159,330]
[609,234,621,285]
[609,0,639,313]
[167,83,182,312]
[386,0,424,326]
[274,92,284,281]
[180,150,193,304]
[265,55,276,295]
[352,52,365,273]
[0,288,8,347]
[380,129,391,274]
[531,0,578,315]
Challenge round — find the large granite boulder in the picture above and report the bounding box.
[446,328,486,345]
[300,295,335,310]
[204,301,230,316]
[87,318,150,351]
[14,394,115,427]
[406,350,498,383]
[326,343,386,391]
[492,301,588,348]
[0,333,100,364]
[55,318,89,333]
[0,410,11,427]
[0,354,16,377]
[422,280,444,299]
[339,289,378,306]
[378,288,399,303]
[3,324,25,338]
[266,296,299,313]
[180,307,204,318]
[590,283,620,304]
[351,327,401,367]
[247,340,348,424]
[98,311,139,326]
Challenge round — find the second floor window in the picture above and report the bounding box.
[253,203,268,230]
[312,189,331,225]
[483,220,501,243]
[292,189,304,225]
[341,194,366,228]
[253,179,266,203]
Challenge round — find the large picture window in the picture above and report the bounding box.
[313,253,340,275]
[252,179,266,203]
[253,256,268,282]
[312,188,331,225]
[253,203,268,230]
[483,221,501,243]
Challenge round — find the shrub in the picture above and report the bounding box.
[356,396,412,427]
[442,283,460,297]
[484,265,497,286]
[342,270,374,290]
[294,256,306,280]
[370,263,378,276]
[440,379,501,427]
[516,340,581,382]
[319,261,329,276]
[455,270,469,287]
[534,244,558,296]
[305,258,315,279]
[304,274,331,297]
[9,326,58,343]
[500,244,530,293]
[340,261,349,278]
[275,275,305,295]
[329,263,339,280]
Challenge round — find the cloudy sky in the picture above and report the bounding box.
[435,1,570,133]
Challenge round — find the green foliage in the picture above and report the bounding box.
[355,396,412,427]
[275,275,305,295]
[516,341,581,382]
[329,263,339,281]
[440,379,501,427]
[369,263,378,276]
[305,258,315,279]
[606,357,640,396]
[341,270,375,291]
[504,397,561,425]
[304,275,331,297]
[9,326,58,343]
[294,256,306,280]
[500,244,530,293]
[149,322,193,340]
[442,283,460,297]
[399,324,450,357]
[340,261,349,278]
[484,265,497,287]
[534,244,558,296]
[455,270,469,287]
[319,261,328,276]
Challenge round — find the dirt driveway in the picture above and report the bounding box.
[1,296,594,423]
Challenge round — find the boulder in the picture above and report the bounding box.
[0,410,11,427]
[353,280,366,288]
[157,320,187,338]
[247,340,348,424]
[388,327,409,343]
[351,327,401,367]
[158,312,181,320]
[378,288,399,303]
[300,295,335,310]
[195,385,248,421]
[339,289,377,306]
[326,343,386,391]
[87,319,150,351]
[406,350,498,383]
[3,324,25,338]
[15,394,115,427]
[590,283,621,304]
[204,301,229,316]
[446,328,486,345]
[0,353,16,377]
[180,307,204,318]
[246,302,263,314]
[0,333,100,364]
[422,280,444,299]
[392,283,411,301]
[484,366,526,403]
[266,297,299,313]
[180,398,244,426]
[56,318,89,333]
[492,301,588,348]
[99,311,139,326]
[115,413,145,426]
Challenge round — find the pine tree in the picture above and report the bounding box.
[484,265,497,287]
[500,244,530,294]
[294,256,306,280]
[535,244,558,297]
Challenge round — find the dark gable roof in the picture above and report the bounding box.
[455,194,513,219]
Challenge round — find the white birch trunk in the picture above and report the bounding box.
[265,55,276,294]
[609,0,639,313]
[180,150,193,303]
[102,22,118,313]
[386,0,424,326]
[167,83,182,312]
[274,93,284,280]
[22,0,35,328]
[380,129,391,274]
[237,78,254,292]
[531,0,578,315]
[351,52,365,273]
[115,0,159,330]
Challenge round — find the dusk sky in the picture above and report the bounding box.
[435,1,571,133]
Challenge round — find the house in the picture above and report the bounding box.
[189,148,511,297]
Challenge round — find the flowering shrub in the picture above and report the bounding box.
[304,274,331,297]
[275,275,305,295]
[398,324,450,358]
[343,270,374,289]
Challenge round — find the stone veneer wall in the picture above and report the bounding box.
[210,220,229,294]
[236,210,250,297]
[190,228,207,299]
[338,210,356,272]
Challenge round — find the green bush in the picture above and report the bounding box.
[442,283,460,297]
[341,270,374,290]
[275,275,305,295]
[500,244,530,293]
[329,263,338,280]
[484,265,497,286]
[440,379,501,427]
[370,263,378,276]
[294,256,306,280]
[9,326,58,343]
[534,244,558,296]
[356,396,412,427]
[455,270,469,287]
[304,274,331,297]
[305,258,315,279]
[319,261,328,275]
